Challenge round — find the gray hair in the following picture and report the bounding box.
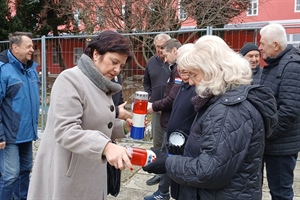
[260,23,288,49]
[177,35,252,97]
[153,33,171,45]
[9,32,33,49]
[161,38,182,52]
[177,43,194,69]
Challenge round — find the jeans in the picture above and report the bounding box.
[0,142,33,200]
[265,154,298,200]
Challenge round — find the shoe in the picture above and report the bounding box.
[146,175,161,186]
[144,190,170,200]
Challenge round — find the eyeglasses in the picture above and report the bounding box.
[177,69,189,74]
[188,72,199,80]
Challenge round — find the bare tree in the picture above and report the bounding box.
[75,0,261,70]
[48,0,266,72]
[38,0,80,72]
[79,0,184,72]
[180,0,251,28]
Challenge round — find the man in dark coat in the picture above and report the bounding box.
[143,33,171,185]
[259,23,300,200]
[240,43,262,84]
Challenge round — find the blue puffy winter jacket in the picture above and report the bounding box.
[0,49,40,144]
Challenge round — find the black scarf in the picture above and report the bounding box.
[191,92,214,112]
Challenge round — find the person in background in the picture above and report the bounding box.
[143,33,171,186]
[259,23,300,200]
[144,43,197,200]
[112,74,132,120]
[0,32,40,200]
[147,39,182,135]
[239,43,262,84]
[143,35,278,199]
[27,30,134,200]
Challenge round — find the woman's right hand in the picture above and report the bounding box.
[104,142,133,171]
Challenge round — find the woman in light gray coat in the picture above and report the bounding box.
[28,31,134,200]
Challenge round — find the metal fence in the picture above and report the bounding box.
[0,26,299,132]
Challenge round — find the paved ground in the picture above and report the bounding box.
[32,137,300,200]
[107,139,300,200]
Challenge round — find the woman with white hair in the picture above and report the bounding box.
[143,35,278,199]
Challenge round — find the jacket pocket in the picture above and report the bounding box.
[66,153,78,177]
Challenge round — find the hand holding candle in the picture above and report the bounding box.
[130,91,148,140]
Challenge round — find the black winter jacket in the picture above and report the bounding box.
[165,85,277,200]
[252,65,262,85]
[260,45,300,155]
[111,74,124,118]
[143,55,170,102]
[152,64,181,130]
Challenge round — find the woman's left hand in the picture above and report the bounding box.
[124,118,133,133]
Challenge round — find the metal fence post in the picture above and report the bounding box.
[40,35,47,133]
[206,26,213,35]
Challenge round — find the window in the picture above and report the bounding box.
[52,47,58,64]
[288,34,300,48]
[293,34,300,41]
[122,5,126,17]
[178,0,187,20]
[295,0,300,12]
[247,0,258,16]
[96,7,104,23]
[149,3,155,12]
[74,9,81,26]
[121,4,126,22]
[74,48,83,65]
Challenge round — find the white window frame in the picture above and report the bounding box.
[178,0,187,21]
[247,0,258,16]
[74,48,83,65]
[295,0,300,12]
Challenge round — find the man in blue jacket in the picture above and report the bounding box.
[0,32,40,200]
[259,23,300,200]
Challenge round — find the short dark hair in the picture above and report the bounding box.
[8,32,33,48]
[84,30,132,63]
[161,38,182,52]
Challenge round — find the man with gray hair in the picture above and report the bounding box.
[259,23,300,200]
[0,32,40,200]
[143,33,171,186]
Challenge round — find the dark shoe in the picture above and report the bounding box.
[146,175,161,186]
[144,190,170,200]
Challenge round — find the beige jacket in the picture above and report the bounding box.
[28,55,126,200]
